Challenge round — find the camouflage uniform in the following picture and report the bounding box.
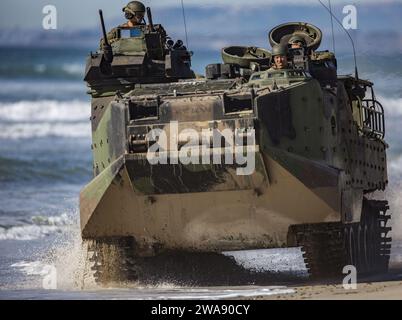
[100,23,140,48]
[100,1,146,48]
[268,66,281,71]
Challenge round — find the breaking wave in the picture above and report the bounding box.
[0,122,91,139]
[0,213,73,241]
[0,100,91,139]
[0,100,89,122]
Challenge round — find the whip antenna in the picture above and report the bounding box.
[328,0,336,54]
[318,0,359,80]
[180,0,190,49]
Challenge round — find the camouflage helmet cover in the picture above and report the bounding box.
[123,1,146,15]
[272,44,288,57]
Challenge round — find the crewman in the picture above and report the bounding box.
[269,44,289,70]
[288,35,307,49]
[121,1,146,27]
[100,1,146,47]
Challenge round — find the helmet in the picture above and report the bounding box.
[289,35,306,45]
[123,1,146,19]
[272,44,288,57]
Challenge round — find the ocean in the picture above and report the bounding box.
[0,46,401,299]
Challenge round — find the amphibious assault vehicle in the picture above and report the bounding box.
[81,12,391,282]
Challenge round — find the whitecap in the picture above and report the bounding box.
[0,100,90,122]
[61,63,85,76]
[0,122,91,139]
[0,214,74,241]
[0,224,66,241]
[31,213,72,226]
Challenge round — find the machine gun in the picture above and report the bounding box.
[99,10,113,75]
[146,7,155,32]
[288,47,309,70]
[99,10,113,63]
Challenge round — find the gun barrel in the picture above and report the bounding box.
[98,9,113,65]
[99,10,110,46]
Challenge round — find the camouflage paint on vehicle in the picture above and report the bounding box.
[80,19,390,276]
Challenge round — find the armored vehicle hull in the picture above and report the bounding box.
[80,20,391,281]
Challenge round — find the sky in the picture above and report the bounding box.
[0,0,401,53]
[0,0,401,30]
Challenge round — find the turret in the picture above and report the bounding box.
[84,8,194,92]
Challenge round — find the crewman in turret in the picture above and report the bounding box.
[269,44,289,70]
[288,35,307,49]
[100,1,148,47]
[121,1,146,27]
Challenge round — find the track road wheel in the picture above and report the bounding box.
[361,199,392,274]
[293,198,391,280]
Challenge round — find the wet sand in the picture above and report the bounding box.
[267,280,402,300]
[255,267,402,300]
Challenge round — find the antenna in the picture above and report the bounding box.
[146,7,155,32]
[328,0,336,54]
[180,0,190,49]
[318,0,359,80]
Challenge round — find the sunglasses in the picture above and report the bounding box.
[125,11,145,20]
